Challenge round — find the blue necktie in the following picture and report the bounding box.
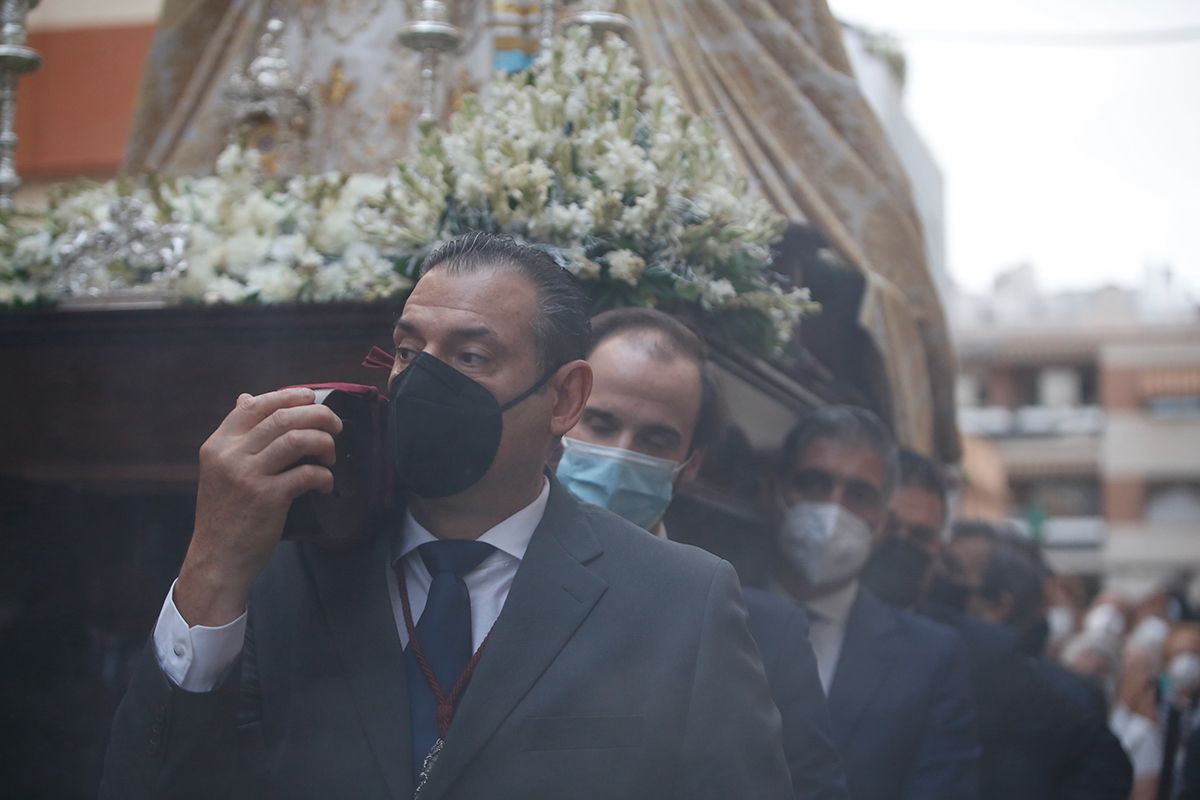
[403,539,495,775]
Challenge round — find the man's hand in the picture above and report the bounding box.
[175,388,342,627]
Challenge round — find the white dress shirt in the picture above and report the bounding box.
[387,479,547,651]
[802,580,860,695]
[153,479,550,692]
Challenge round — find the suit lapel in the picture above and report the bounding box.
[303,527,414,800]
[826,587,900,747]
[418,480,608,800]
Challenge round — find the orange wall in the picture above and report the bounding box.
[15,24,156,178]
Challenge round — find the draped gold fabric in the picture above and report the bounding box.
[624,0,959,461]
[124,0,959,460]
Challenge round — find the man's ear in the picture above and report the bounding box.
[679,446,706,485]
[548,359,592,437]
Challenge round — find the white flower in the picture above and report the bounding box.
[0,282,38,304]
[312,262,352,301]
[223,229,271,275]
[529,202,593,241]
[700,278,737,308]
[245,263,303,303]
[215,144,262,179]
[605,249,645,287]
[0,28,806,354]
[570,258,601,279]
[346,242,411,300]
[13,231,51,268]
[240,192,288,234]
[51,186,113,227]
[202,275,252,304]
[268,233,309,265]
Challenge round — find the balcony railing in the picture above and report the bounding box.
[959,405,1105,437]
[1010,515,1107,548]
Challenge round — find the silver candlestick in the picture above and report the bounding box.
[561,0,631,38]
[538,0,558,53]
[396,0,462,125]
[0,0,41,214]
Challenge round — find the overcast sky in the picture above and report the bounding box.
[825,0,1200,295]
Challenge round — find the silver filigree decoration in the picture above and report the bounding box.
[54,197,190,296]
[414,736,443,798]
[225,18,313,129]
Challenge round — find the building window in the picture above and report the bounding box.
[1011,477,1101,518]
[1145,483,1200,523]
[1146,395,1200,417]
[1039,367,1080,408]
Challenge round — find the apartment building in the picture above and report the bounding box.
[954,266,1200,595]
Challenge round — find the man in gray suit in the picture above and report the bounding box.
[555,307,848,798]
[100,233,792,799]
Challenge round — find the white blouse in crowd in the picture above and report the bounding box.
[1110,702,1164,778]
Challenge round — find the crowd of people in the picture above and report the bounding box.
[558,297,1200,799]
[99,233,1200,798]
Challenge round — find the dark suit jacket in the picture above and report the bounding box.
[100,481,792,799]
[827,588,980,800]
[920,603,1132,800]
[1177,715,1200,800]
[1029,661,1133,800]
[743,588,850,799]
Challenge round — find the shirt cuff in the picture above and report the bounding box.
[152,578,247,693]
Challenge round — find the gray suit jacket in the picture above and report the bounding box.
[100,479,792,799]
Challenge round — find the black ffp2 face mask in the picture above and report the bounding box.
[860,535,935,610]
[387,352,555,499]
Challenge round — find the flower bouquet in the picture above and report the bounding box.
[0,29,816,356]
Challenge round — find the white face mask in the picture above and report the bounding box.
[1083,604,1126,638]
[1167,652,1200,697]
[779,502,875,589]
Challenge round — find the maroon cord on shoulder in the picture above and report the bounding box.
[397,563,493,738]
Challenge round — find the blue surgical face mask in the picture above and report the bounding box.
[556,437,687,530]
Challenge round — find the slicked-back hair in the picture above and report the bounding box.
[778,405,900,498]
[588,308,726,453]
[419,233,591,373]
[898,448,948,506]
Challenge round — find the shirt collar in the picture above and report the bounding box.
[395,477,550,563]
[806,580,860,626]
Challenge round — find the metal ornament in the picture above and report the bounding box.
[54,197,190,298]
[396,0,462,125]
[225,18,313,131]
[413,736,444,798]
[560,0,632,38]
[0,0,41,213]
